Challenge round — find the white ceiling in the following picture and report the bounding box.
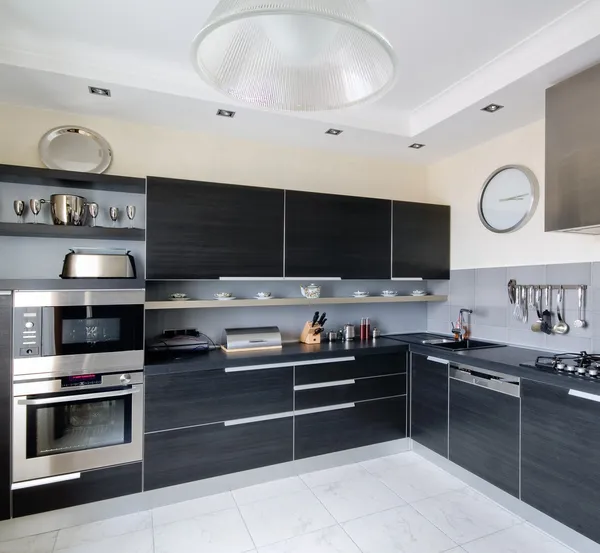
[1,0,600,162]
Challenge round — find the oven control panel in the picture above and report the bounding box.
[13,307,41,358]
[61,374,102,387]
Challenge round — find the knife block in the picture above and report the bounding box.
[300,321,322,344]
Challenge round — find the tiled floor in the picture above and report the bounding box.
[0,451,579,553]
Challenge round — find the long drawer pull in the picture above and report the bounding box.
[427,356,449,365]
[295,403,356,416]
[18,388,137,406]
[224,411,294,426]
[569,389,600,403]
[225,356,355,373]
[294,379,356,391]
[12,473,81,490]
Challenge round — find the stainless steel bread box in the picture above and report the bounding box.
[221,326,282,353]
[60,248,137,279]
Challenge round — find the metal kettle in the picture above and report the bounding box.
[343,323,356,342]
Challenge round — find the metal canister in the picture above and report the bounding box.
[372,327,381,339]
[328,331,338,342]
[343,323,356,341]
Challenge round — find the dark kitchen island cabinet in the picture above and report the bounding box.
[285,191,391,279]
[393,201,450,280]
[146,176,284,279]
[521,379,600,543]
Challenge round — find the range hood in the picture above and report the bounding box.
[545,62,600,234]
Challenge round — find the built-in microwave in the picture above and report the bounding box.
[13,290,145,379]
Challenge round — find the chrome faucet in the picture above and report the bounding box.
[452,308,473,340]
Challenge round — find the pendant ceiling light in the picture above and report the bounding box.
[191,0,397,111]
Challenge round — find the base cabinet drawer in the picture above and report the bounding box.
[295,396,406,459]
[295,353,406,386]
[145,367,293,432]
[144,417,293,491]
[12,462,142,517]
[295,374,406,410]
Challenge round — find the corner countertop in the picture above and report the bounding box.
[144,339,409,376]
[384,333,600,394]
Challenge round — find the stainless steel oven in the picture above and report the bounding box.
[13,289,144,379]
[13,370,143,483]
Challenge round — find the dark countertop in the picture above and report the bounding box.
[145,332,600,394]
[384,333,600,394]
[0,279,145,291]
[144,339,408,376]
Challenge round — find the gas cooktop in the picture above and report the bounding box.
[520,352,600,381]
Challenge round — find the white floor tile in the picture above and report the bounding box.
[360,452,424,474]
[54,511,151,550]
[153,507,254,553]
[462,523,576,553]
[238,489,336,547]
[375,459,465,502]
[257,525,361,553]
[0,531,57,553]
[311,474,404,523]
[342,505,457,553]
[54,528,153,553]
[152,491,236,526]
[233,477,307,506]
[413,488,520,545]
[300,463,371,488]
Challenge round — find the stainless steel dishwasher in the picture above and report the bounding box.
[448,364,521,498]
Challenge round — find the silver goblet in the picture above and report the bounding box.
[126,205,136,229]
[29,199,45,224]
[109,207,119,228]
[88,203,99,227]
[14,200,25,223]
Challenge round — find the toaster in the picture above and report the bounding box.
[60,248,137,279]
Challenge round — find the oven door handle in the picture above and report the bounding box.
[17,388,138,406]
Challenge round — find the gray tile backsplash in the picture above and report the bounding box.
[428,262,599,353]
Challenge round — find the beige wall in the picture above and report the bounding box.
[0,102,427,202]
[427,119,600,269]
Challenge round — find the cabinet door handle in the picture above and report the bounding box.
[12,473,81,490]
[392,277,424,281]
[569,389,600,403]
[225,356,355,373]
[224,411,294,426]
[426,356,449,365]
[295,403,355,416]
[294,379,356,391]
[219,277,285,281]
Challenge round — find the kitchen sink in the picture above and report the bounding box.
[431,339,505,351]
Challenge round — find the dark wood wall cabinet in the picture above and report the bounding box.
[146,176,285,279]
[521,380,600,543]
[12,463,142,518]
[285,191,391,278]
[410,354,448,458]
[0,293,11,521]
[393,202,450,280]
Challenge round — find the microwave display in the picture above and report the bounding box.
[63,317,121,345]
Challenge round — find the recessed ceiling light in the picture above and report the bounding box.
[217,109,236,118]
[481,103,504,113]
[325,128,343,136]
[88,86,111,97]
[409,143,425,149]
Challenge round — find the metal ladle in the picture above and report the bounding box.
[574,286,587,328]
[553,287,569,335]
[531,287,543,332]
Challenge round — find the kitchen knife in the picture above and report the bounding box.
[317,312,327,326]
[311,312,319,327]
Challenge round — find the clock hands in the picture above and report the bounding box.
[499,193,529,202]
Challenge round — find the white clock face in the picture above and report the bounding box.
[479,167,538,233]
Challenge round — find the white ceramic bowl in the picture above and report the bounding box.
[381,290,398,296]
[256,292,272,298]
[170,293,187,299]
[214,292,233,299]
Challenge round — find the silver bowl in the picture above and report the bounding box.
[50,194,88,226]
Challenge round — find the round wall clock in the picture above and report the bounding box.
[478,165,539,233]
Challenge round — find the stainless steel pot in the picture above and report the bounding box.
[50,194,88,226]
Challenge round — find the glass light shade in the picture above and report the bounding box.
[192,0,397,111]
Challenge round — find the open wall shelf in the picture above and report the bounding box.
[0,222,145,241]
